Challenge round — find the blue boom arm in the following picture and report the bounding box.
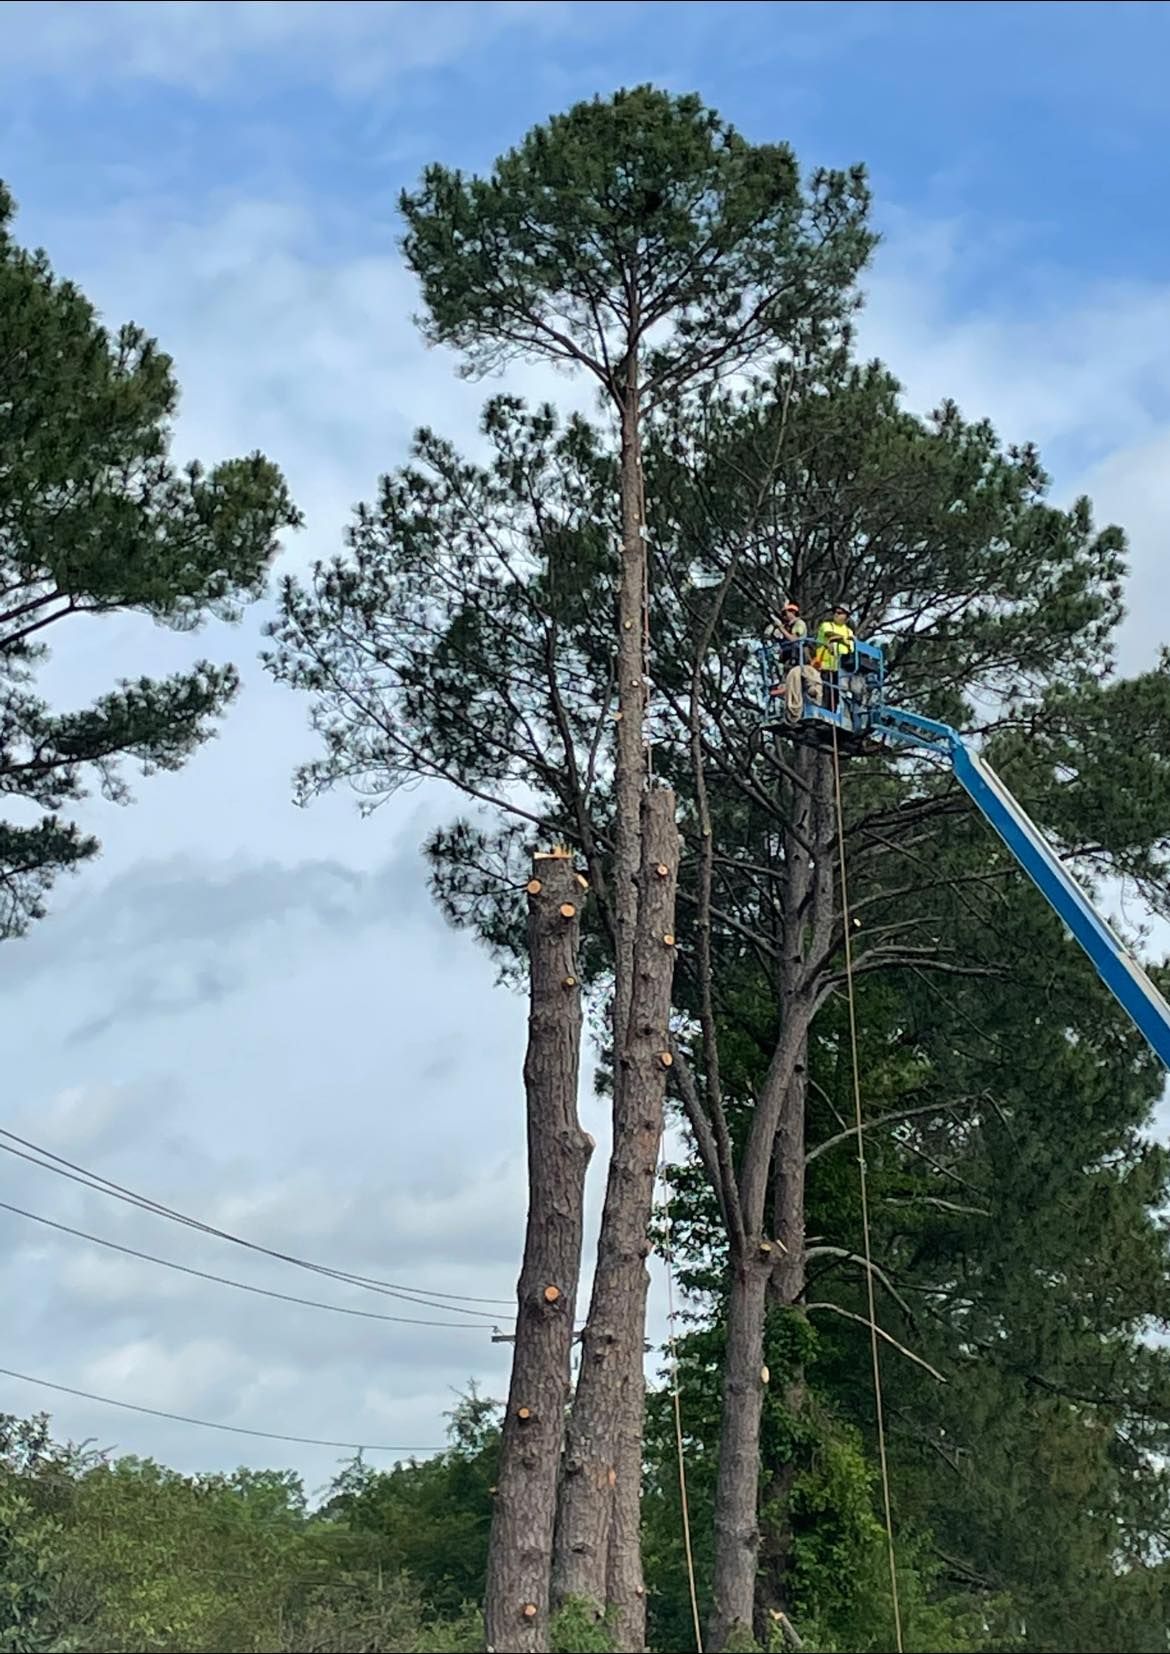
[871,704,1170,1070]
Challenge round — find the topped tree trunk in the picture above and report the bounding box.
[485,849,592,1654]
[552,786,679,1648]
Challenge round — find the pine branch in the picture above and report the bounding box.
[803,1302,947,1383]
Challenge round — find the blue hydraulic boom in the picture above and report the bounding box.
[755,638,1170,1070]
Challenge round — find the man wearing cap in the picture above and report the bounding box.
[813,603,856,711]
[762,600,808,693]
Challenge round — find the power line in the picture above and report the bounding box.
[0,1127,514,1314]
[0,1365,442,1454]
[0,1199,498,1330]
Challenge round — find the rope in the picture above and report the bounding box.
[658,1152,703,1652]
[830,725,904,1654]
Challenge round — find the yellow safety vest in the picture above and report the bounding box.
[813,620,854,672]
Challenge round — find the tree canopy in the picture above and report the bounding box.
[0,181,300,936]
[400,84,874,403]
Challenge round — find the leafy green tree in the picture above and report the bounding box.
[0,1484,71,1654]
[0,180,299,935]
[322,1389,499,1623]
[0,1405,499,1653]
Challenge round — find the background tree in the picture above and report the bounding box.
[0,180,299,936]
[0,1402,496,1653]
[629,354,1170,1645]
[285,87,876,1644]
[648,845,1170,1651]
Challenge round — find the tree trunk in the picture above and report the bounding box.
[553,788,678,1649]
[485,852,592,1654]
[708,1247,773,1652]
[756,1050,810,1635]
[771,1042,809,1306]
[611,379,648,1058]
[708,747,833,1646]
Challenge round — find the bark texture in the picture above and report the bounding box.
[756,1049,811,1635]
[708,748,835,1650]
[708,1250,772,1650]
[484,852,592,1654]
[611,382,648,1057]
[553,788,679,1650]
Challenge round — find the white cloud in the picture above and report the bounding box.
[857,209,1170,673]
[0,1,579,97]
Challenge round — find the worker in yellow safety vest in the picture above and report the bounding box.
[813,604,855,711]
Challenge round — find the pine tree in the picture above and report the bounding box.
[0,181,299,935]
[275,86,872,1647]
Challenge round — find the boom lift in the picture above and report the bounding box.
[755,639,1170,1069]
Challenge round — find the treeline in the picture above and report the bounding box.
[0,1402,489,1653]
[5,1321,1168,1654]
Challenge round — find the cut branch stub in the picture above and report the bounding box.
[543,1285,561,1304]
[522,1604,538,1620]
[516,1406,533,1422]
[559,902,577,919]
[655,863,670,878]
[526,879,542,895]
[563,975,578,988]
[663,933,675,947]
[658,1051,673,1069]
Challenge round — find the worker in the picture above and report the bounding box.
[813,603,855,712]
[762,600,808,695]
[784,654,823,723]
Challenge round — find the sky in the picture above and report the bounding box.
[2,0,1170,1499]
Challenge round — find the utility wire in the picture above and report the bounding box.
[0,1199,497,1330]
[0,1365,442,1454]
[0,1127,513,1315]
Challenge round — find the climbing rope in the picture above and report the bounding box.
[830,724,905,1654]
[658,1151,703,1652]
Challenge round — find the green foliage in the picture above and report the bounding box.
[0,180,300,936]
[0,1404,498,1654]
[321,1388,499,1621]
[551,1597,616,1653]
[279,1574,481,1653]
[0,1483,71,1653]
[400,86,874,397]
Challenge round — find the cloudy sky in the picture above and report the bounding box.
[3,0,1169,1497]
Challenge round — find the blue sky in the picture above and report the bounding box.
[2,0,1169,1494]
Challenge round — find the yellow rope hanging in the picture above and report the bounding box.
[830,724,905,1654]
[658,1152,703,1652]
